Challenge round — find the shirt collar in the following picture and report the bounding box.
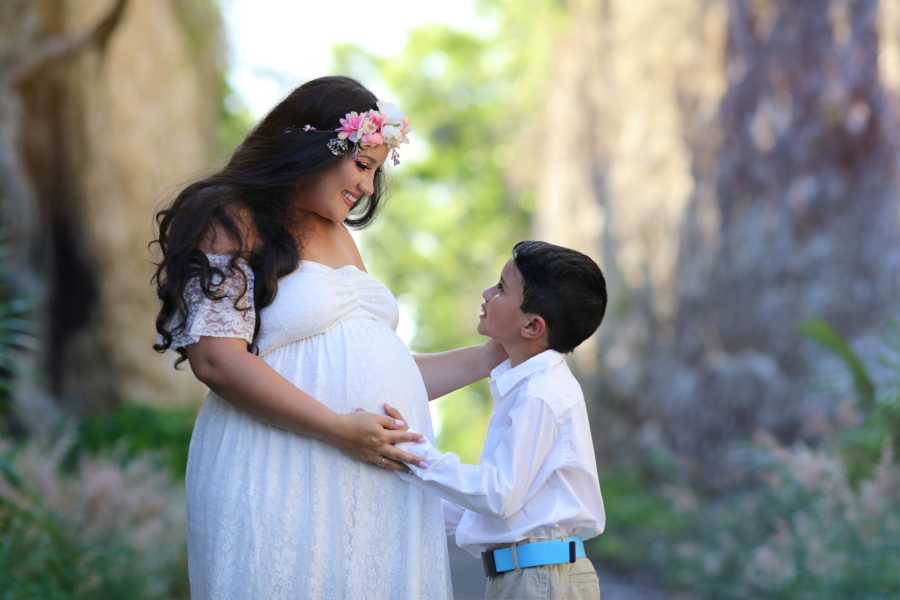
[490,349,564,398]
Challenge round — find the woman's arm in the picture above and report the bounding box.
[186,337,425,470]
[413,340,507,401]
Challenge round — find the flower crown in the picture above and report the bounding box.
[300,101,411,166]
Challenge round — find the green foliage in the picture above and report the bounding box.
[801,318,900,482]
[0,446,188,599]
[666,445,900,599]
[800,319,874,408]
[0,503,156,599]
[171,0,254,162]
[215,73,255,161]
[0,298,34,427]
[658,321,900,597]
[332,2,566,455]
[69,403,196,479]
[587,469,687,570]
[430,385,492,464]
[0,237,36,434]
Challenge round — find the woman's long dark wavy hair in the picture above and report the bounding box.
[152,76,386,367]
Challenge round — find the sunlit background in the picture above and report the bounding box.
[3,0,900,597]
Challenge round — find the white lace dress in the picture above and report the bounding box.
[173,255,453,599]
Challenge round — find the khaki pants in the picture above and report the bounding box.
[484,557,601,600]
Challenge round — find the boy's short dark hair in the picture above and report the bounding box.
[512,241,607,353]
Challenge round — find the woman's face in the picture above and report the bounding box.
[298,145,389,223]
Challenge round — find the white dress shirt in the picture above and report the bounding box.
[399,349,606,557]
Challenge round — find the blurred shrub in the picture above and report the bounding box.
[0,236,37,436]
[0,434,188,599]
[801,319,900,482]
[69,403,196,480]
[661,321,900,598]
[668,438,900,599]
[588,468,688,571]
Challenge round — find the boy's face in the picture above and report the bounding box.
[478,258,527,343]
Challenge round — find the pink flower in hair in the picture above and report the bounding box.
[367,110,385,129]
[358,115,378,135]
[337,112,363,140]
[326,101,410,160]
[361,132,383,147]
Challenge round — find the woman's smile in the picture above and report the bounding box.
[342,190,359,208]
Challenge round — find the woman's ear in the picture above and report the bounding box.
[521,315,546,341]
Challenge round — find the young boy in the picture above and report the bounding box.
[399,240,608,600]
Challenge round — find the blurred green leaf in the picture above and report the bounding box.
[800,318,875,409]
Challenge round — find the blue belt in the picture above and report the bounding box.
[481,536,585,577]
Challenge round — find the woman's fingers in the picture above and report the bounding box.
[389,448,426,467]
[379,439,426,466]
[385,428,424,445]
[367,448,412,472]
[383,403,410,430]
[377,413,413,432]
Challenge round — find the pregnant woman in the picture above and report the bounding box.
[152,76,503,598]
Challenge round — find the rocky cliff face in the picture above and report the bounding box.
[533,0,900,488]
[2,0,220,426]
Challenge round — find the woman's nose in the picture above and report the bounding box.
[358,174,375,197]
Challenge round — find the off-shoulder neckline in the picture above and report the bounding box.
[299,259,366,274]
[202,252,366,274]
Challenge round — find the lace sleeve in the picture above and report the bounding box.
[169,254,256,350]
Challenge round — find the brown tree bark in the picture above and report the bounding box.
[659,0,900,487]
[1,0,216,429]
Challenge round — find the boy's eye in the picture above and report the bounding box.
[355,161,371,171]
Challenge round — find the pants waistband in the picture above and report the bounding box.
[481,536,586,577]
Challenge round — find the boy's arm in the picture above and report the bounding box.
[413,340,507,400]
[442,499,465,536]
[398,396,558,519]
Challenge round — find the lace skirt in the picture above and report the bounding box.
[185,319,453,599]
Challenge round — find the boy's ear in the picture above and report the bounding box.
[521,314,546,341]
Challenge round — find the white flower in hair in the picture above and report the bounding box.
[377,101,411,149]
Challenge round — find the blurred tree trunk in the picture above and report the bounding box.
[530,0,727,471]
[655,0,900,487]
[0,0,218,431]
[533,0,900,489]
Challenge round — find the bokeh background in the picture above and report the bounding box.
[2,1,900,598]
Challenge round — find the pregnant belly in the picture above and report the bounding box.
[262,317,434,435]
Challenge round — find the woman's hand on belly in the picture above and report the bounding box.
[333,410,427,471]
[384,403,409,430]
